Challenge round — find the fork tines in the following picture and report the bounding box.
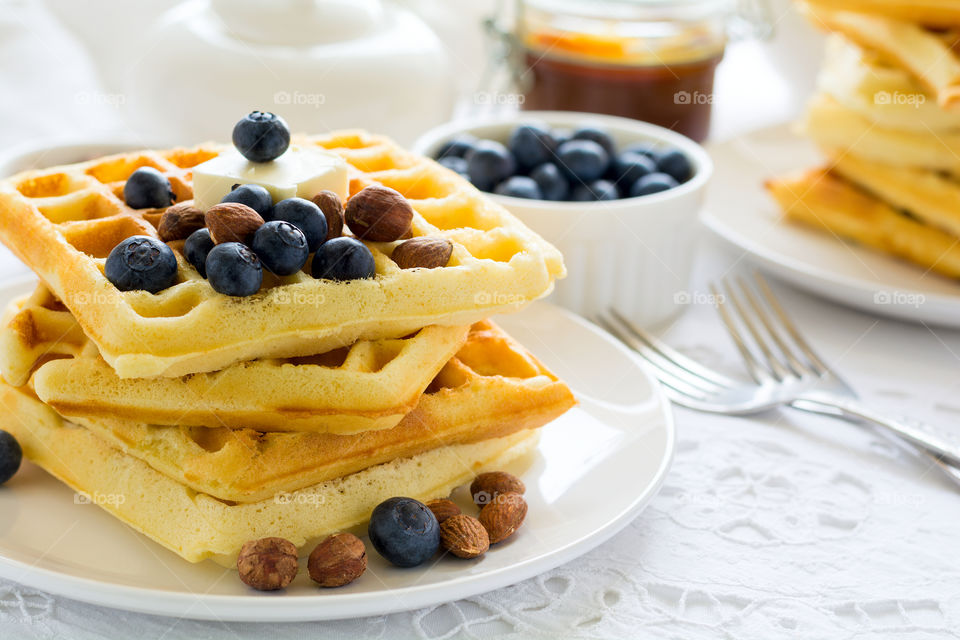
[711,274,828,384]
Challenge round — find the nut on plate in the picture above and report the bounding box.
[237,537,299,591]
[470,471,526,507]
[205,202,264,244]
[308,533,367,588]
[344,185,413,242]
[158,202,205,241]
[440,514,490,559]
[392,237,453,269]
[311,190,345,241]
[478,492,528,544]
[426,498,461,524]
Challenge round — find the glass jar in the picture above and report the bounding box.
[513,0,743,141]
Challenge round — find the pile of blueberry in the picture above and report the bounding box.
[106,112,376,297]
[180,186,374,297]
[434,122,693,201]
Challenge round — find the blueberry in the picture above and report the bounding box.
[123,167,174,209]
[438,156,469,177]
[571,180,619,201]
[656,149,693,183]
[311,237,376,281]
[205,242,263,296]
[630,172,679,197]
[221,183,274,218]
[251,221,309,276]
[571,125,616,157]
[368,497,440,567]
[556,140,609,183]
[465,140,516,192]
[184,228,215,278]
[494,176,542,199]
[622,142,660,161]
[105,236,179,293]
[0,431,22,485]
[614,152,656,187]
[508,123,557,172]
[529,162,569,201]
[270,197,327,251]
[232,111,290,163]
[435,134,477,160]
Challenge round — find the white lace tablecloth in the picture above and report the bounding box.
[4,3,960,638]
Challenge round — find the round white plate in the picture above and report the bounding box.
[0,277,674,622]
[702,123,960,327]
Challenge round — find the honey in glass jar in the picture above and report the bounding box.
[518,0,731,141]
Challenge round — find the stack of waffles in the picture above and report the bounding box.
[0,131,573,566]
[767,1,960,278]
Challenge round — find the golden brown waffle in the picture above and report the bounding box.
[804,4,960,109]
[817,36,960,132]
[766,168,960,278]
[803,93,960,174]
[0,377,540,565]
[0,285,470,433]
[0,131,565,378]
[828,152,960,238]
[7,318,575,502]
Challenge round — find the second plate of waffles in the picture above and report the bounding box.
[705,2,960,326]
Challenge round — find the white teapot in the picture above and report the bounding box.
[48,0,456,145]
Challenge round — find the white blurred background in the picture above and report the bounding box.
[3,0,821,149]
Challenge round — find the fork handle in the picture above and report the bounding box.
[792,399,960,489]
[802,393,960,466]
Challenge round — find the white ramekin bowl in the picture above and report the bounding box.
[413,111,713,327]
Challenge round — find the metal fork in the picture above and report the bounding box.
[597,275,960,484]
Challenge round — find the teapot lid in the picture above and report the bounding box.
[210,0,385,46]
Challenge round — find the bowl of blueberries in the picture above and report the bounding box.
[413,111,713,326]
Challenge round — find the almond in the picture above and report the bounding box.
[392,237,453,269]
[158,202,205,241]
[478,492,527,544]
[344,185,413,241]
[471,471,526,507]
[311,190,345,241]
[440,514,489,559]
[205,202,264,244]
[426,498,462,524]
[307,533,367,588]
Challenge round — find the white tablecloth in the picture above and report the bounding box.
[3,3,959,639]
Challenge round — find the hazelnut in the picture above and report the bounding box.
[344,185,413,241]
[237,537,298,591]
[426,498,461,524]
[392,237,453,270]
[478,492,527,544]
[308,533,367,588]
[158,202,205,241]
[311,190,345,241]
[471,471,526,507]
[205,202,264,244]
[440,515,489,559]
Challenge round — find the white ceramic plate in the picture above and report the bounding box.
[703,123,960,327]
[0,276,674,622]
